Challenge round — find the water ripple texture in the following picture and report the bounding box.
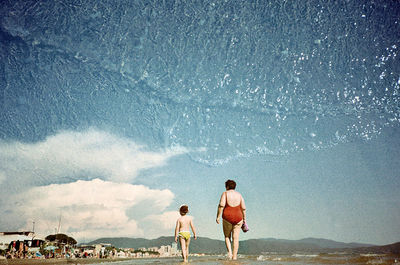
[0,0,399,165]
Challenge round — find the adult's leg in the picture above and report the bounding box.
[222,219,233,259]
[179,237,188,262]
[231,220,243,260]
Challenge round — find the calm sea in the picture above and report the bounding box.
[90,253,400,265]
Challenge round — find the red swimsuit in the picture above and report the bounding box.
[222,196,243,225]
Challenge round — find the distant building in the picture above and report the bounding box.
[148,247,159,252]
[92,243,112,257]
[171,242,178,255]
[0,231,44,250]
[0,232,34,237]
[159,245,172,256]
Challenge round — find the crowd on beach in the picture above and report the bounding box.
[1,238,109,260]
[1,237,182,261]
[1,244,170,260]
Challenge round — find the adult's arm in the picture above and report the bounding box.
[240,195,247,222]
[216,192,226,224]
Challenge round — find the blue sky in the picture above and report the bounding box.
[0,0,399,245]
[0,127,399,245]
[156,127,400,245]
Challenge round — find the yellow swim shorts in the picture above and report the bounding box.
[178,231,191,240]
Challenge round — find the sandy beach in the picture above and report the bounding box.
[0,258,134,265]
[1,254,400,265]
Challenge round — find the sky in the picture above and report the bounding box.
[0,0,399,246]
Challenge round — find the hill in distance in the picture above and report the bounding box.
[351,242,400,254]
[87,237,399,254]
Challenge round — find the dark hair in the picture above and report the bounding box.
[179,205,189,215]
[225,179,236,190]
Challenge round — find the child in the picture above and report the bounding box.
[174,204,197,263]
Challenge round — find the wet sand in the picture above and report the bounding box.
[0,257,135,265]
[1,254,400,265]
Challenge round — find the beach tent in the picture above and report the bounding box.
[44,245,58,250]
[0,234,31,250]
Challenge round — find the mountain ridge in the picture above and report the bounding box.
[86,236,399,254]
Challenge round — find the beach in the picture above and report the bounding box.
[0,257,134,265]
[1,254,399,265]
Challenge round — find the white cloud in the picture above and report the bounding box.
[5,179,175,241]
[0,129,187,185]
[146,211,181,230]
[0,171,5,184]
[134,211,181,239]
[0,129,188,240]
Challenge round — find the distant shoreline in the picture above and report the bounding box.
[0,257,137,265]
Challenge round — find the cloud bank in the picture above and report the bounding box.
[0,129,187,240]
[4,179,176,240]
[0,129,187,186]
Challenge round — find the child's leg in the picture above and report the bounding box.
[179,237,187,262]
[185,238,191,261]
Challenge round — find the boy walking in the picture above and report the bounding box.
[174,205,197,262]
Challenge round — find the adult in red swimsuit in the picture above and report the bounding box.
[216,179,246,260]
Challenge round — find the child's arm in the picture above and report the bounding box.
[174,219,180,242]
[190,217,197,239]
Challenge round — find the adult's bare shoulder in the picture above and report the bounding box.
[218,191,226,206]
[234,190,243,199]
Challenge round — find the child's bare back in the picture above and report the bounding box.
[177,215,193,231]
